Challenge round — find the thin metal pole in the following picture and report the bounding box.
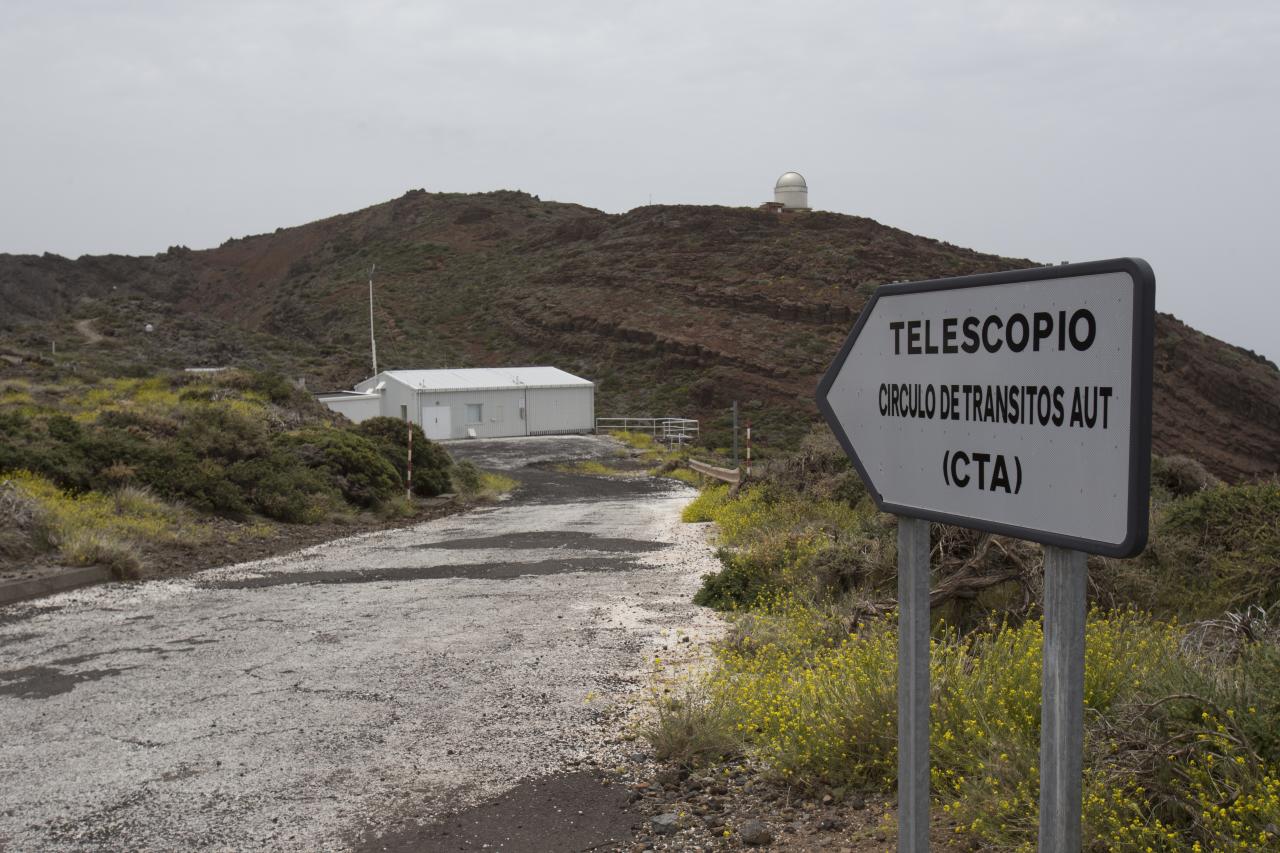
[368,263,378,376]
[406,423,413,500]
[732,401,739,467]
[897,515,930,853]
[1039,546,1087,852]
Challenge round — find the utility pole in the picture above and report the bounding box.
[368,263,378,376]
[732,401,739,467]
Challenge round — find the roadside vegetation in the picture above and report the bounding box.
[560,429,696,480]
[450,459,518,500]
[0,370,511,579]
[652,426,1280,850]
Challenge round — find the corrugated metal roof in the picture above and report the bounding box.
[359,367,593,392]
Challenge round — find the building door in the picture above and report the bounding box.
[421,405,451,440]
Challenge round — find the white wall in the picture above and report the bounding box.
[379,382,418,424]
[317,395,380,423]
[348,373,595,439]
[419,388,527,439]
[526,386,594,434]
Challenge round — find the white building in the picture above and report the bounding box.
[316,367,595,440]
[773,171,809,210]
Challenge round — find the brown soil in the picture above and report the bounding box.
[616,758,969,852]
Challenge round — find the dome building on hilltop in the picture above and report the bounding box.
[774,172,809,209]
[760,171,810,213]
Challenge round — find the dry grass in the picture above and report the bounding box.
[2,471,203,579]
[643,685,742,769]
[451,461,519,501]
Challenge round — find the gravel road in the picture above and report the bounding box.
[0,436,722,851]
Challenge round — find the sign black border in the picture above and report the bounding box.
[815,258,1155,558]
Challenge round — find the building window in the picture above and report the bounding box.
[400,405,408,421]
[466,403,483,424]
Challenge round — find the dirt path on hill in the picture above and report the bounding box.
[73,317,103,344]
[0,436,724,851]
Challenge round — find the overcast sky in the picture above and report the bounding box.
[3,1,1278,361]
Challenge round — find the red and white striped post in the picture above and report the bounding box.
[745,421,752,477]
[406,424,414,500]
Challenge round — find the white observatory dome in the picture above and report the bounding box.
[774,172,809,209]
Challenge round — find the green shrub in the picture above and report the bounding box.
[758,424,859,504]
[1113,483,1280,618]
[797,541,869,599]
[0,412,33,473]
[1162,482,1280,555]
[450,459,482,494]
[693,600,1280,849]
[219,369,306,406]
[227,454,339,523]
[449,460,517,499]
[694,547,771,610]
[15,417,151,494]
[136,448,250,515]
[46,414,82,443]
[280,428,401,508]
[353,417,453,497]
[0,372,445,524]
[177,404,269,463]
[375,495,416,519]
[685,482,874,610]
[97,408,180,438]
[0,416,94,490]
[681,484,730,522]
[1151,453,1220,499]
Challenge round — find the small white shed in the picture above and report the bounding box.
[320,367,595,440]
[314,390,382,423]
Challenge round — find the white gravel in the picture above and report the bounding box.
[0,437,724,851]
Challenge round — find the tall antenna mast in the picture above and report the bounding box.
[368,263,378,376]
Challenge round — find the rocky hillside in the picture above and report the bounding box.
[2,190,1278,480]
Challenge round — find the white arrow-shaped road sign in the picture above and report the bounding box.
[817,259,1155,557]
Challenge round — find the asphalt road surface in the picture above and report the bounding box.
[0,436,721,851]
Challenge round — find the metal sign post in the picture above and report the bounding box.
[1040,546,1087,851]
[817,259,1155,851]
[898,516,931,852]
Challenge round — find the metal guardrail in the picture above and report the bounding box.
[688,459,741,484]
[595,417,699,444]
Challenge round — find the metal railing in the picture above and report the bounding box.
[595,417,699,445]
[688,458,740,484]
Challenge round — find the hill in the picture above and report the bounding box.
[2,189,1278,480]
